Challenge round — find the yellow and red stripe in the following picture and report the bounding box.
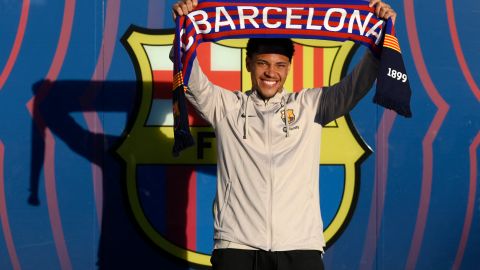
[173,71,186,91]
[383,34,401,53]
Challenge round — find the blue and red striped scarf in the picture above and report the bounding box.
[172,0,412,155]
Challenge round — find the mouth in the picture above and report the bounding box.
[260,79,278,88]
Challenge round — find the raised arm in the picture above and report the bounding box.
[314,0,397,125]
[315,51,379,126]
[171,0,239,126]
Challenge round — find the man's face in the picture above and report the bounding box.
[246,53,291,100]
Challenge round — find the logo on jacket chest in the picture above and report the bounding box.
[280,109,300,133]
[281,109,295,124]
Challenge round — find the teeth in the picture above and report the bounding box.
[263,80,276,86]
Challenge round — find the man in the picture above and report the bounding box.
[172,1,397,269]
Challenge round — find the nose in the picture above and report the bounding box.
[264,66,275,77]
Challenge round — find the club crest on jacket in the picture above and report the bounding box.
[281,109,295,125]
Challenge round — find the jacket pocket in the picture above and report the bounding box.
[219,181,232,227]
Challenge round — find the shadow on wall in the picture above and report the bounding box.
[28,80,208,269]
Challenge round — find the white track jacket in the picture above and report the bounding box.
[183,51,379,252]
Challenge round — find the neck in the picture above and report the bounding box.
[254,88,283,103]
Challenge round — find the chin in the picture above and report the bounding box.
[257,89,278,99]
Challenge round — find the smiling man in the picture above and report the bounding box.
[172,1,397,269]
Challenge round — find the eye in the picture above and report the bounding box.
[256,61,267,67]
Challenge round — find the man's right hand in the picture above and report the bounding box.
[172,0,198,20]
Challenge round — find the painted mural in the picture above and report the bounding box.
[0,0,478,269]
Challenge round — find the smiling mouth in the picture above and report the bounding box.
[261,80,278,87]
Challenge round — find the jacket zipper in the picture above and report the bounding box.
[266,106,273,251]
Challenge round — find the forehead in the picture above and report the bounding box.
[251,53,290,63]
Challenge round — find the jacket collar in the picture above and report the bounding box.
[249,89,286,107]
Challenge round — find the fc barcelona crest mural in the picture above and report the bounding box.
[119,26,371,267]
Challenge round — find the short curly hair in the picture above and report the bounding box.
[246,38,295,62]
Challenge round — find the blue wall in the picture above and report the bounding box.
[0,0,478,269]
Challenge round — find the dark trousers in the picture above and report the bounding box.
[210,249,325,270]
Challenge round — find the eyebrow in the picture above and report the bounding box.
[255,59,289,65]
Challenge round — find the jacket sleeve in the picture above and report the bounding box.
[309,50,379,126]
[171,48,239,127]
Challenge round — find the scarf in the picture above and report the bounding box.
[172,0,412,155]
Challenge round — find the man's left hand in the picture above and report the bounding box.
[369,0,397,24]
